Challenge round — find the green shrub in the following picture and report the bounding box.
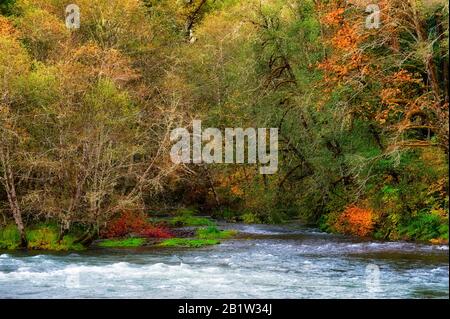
[26,225,84,250]
[398,213,447,242]
[0,225,20,249]
[241,212,261,224]
[159,238,219,248]
[27,226,57,246]
[438,224,449,240]
[196,226,237,239]
[170,209,215,227]
[318,214,332,232]
[0,223,84,251]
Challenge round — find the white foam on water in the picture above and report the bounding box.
[237,225,285,235]
[0,224,447,298]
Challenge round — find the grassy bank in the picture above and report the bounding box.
[168,209,216,227]
[0,209,240,251]
[98,238,146,248]
[0,224,84,250]
[196,226,237,239]
[158,238,220,248]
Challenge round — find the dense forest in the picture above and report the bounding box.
[0,0,448,250]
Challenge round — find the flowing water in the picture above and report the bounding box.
[0,223,448,299]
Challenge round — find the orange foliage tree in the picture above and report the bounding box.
[334,205,375,237]
[317,0,449,152]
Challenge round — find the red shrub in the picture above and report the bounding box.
[334,205,374,237]
[102,211,172,239]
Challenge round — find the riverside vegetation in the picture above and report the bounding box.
[0,0,448,251]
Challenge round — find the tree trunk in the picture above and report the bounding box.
[412,4,441,103]
[184,0,207,37]
[202,165,220,208]
[1,151,27,248]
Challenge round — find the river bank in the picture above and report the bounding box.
[1,214,448,252]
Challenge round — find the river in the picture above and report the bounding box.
[0,223,448,298]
